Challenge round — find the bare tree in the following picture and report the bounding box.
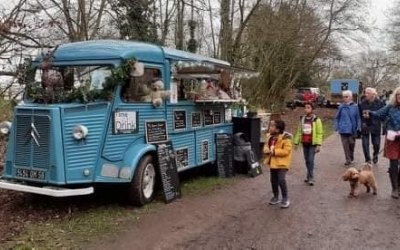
[241,0,368,110]
[0,0,113,99]
[159,0,177,45]
[219,0,231,61]
[230,0,261,64]
[206,0,217,57]
[33,0,110,42]
[175,0,185,49]
[353,51,399,90]
[219,0,261,63]
[0,0,41,96]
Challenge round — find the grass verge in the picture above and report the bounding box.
[6,203,160,250]
[181,176,236,196]
[322,118,334,140]
[4,175,235,249]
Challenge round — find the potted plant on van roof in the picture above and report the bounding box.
[183,80,202,100]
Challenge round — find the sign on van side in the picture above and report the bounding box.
[114,111,138,134]
[145,120,168,144]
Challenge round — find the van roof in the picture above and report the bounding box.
[330,79,360,83]
[33,40,230,67]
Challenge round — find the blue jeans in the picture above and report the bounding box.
[303,144,316,180]
[361,133,381,162]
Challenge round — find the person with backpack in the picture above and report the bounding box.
[293,102,324,185]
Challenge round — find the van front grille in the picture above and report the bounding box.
[14,112,51,169]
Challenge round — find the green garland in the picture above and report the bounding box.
[26,59,136,104]
[100,59,136,100]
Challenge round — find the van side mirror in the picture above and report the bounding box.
[130,62,144,77]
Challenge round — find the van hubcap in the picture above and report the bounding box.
[143,163,155,199]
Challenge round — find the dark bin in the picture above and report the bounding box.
[233,132,262,176]
[233,132,252,174]
[232,117,261,160]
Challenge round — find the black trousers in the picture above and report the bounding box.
[389,160,400,190]
[270,169,288,199]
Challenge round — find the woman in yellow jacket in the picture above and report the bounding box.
[263,119,293,208]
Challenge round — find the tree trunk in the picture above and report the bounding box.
[176,0,185,50]
[220,0,232,61]
[207,0,217,57]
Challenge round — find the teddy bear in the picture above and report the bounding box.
[148,80,169,107]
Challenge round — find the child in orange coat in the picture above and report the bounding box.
[263,119,293,208]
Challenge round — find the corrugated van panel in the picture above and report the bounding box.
[102,105,165,161]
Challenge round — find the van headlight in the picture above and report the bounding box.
[72,125,88,140]
[0,121,12,135]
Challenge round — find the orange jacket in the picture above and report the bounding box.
[263,132,293,169]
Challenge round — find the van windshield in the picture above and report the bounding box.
[25,65,112,103]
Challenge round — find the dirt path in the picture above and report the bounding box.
[92,134,400,250]
[0,107,335,243]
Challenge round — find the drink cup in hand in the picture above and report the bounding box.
[362,110,370,118]
[270,145,275,153]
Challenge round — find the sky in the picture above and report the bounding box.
[368,0,394,48]
[341,0,395,56]
[370,0,393,26]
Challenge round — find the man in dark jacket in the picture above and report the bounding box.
[359,87,385,164]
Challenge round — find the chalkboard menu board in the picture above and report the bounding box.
[175,147,189,169]
[202,140,209,162]
[156,142,181,203]
[216,134,234,178]
[145,120,168,144]
[173,110,186,130]
[213,111,222,124]
[203,110,213,126]
[192,112,202,128]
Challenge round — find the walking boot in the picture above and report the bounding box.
[373,145,379,164]
[373,155,378,164]
[392,189,399,199]
[389,168,399,199]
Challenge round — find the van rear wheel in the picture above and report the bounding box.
[128,155,156,206]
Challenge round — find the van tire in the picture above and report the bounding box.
[128,155,156,206]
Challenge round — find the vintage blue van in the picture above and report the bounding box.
[0,40,241,205]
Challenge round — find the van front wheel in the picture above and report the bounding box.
[128,155,156,206]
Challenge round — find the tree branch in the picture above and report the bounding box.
[0,71,16,76]
[90,0,107,38]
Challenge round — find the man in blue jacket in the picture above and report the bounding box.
[334,90,362,166]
